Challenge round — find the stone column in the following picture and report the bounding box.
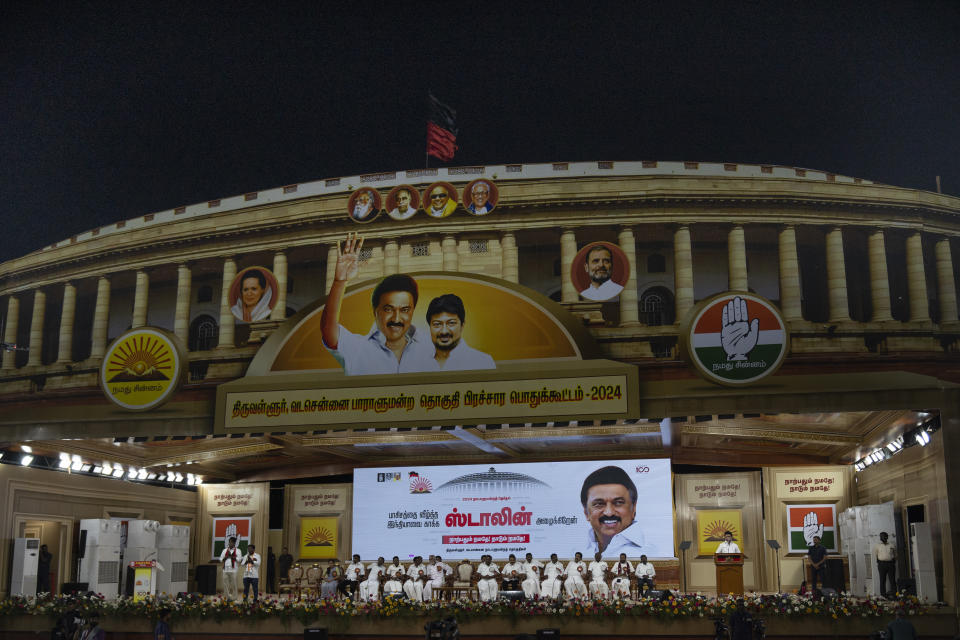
[56,282,77,363]
[618,226,639,324]
[778,225,803,321]
[90,277,111,359]
[867,230,893,322]
[825,227,851,322]
[560,228,578,303]
[936,238,959,326]
[271,252,288,321]
[906,232,931,323]
[384,240,399,276]
[728,225,748,291]
[27,289,46,367]
[217,257,237,348]
[325,245,339,291]
[131,270,149,328]
[2,296,19,370]
[442,235,459,271]
[674,225,695,321]
[173,264,192,345]
[501,232,519,283]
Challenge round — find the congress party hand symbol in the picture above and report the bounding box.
[802,511,824,546]
[721,296,759,361]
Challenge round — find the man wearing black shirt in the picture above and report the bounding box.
[807,535,828,591]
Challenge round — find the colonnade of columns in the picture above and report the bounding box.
[1,226,958,371]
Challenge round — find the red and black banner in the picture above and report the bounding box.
[427,93,458,162]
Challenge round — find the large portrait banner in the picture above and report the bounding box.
[351,459,674,561]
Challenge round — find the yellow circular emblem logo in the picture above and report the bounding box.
[100,328,184,411]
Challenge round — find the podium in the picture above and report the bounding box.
[715,553,744,595]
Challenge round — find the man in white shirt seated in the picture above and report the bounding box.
[564,552,588,599]
[476,554,501,602]
[715,531,741,554]
[345,554,365,599]
[501,554,524,592]
[359,557,386,601]
[521,553,543,599]
[423,555,453,601]
[587,552,610,599]
[404,556,428,601]
[611,553,634,599]
[383,556,405,597]
[634,554,656,595]
[541,554,565,599]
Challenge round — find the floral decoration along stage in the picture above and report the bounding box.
[0,591,934,626]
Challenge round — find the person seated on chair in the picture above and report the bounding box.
[635,554,656,595]
[541,553,565,599]
[521,553,543,599]
[501,554,523,592]
[359,557,385,601]
[564,552,588,599]
[477,554,501,602]
[320,559,341,600]
[404,556,428,601]
[423,555,453,601]
[588,551,610,599]
[611,552,634,599]
[345,554,365,598]
[384,556,405,597]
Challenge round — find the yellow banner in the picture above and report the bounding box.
[132,566,153,601]
[697,509,743,556]
[224,375,628,430]
[300,517,339,559]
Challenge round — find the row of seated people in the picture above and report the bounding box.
[281,551,657,602]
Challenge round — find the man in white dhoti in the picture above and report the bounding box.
[359,557,386,601]
[541,553,565,598]
[564,552,588,599]
[611,553,634,599]
[634,554,656,596]
[422,555,453,601]
[404,556,428,601]
[587,552,610,600]
[501,554,524,592]
[477,555,500,602]
[521,553,543,599]
[384,557,405,597]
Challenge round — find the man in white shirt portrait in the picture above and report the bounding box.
[541,553,565,598]
[345,554,365,599]
[521,553,543,599]
[715,531,741,554]
[873,531,897,597]
[580,465,656,557]
[564,552,588,599]
[404,556,428,601]
[351,189,377,221]
[501,554,523,592]
[477,554,500,602]
[388,188,418,220]
[359,557,385,601]
[240,544,261,600]
[423,555,453,601]
[587,551,610,599]
[383,556,405,596]
[466,180,495,215]
[321,234,434,375]
[219,536,242,601]
[578,244,624,301]
[425,293,496,372]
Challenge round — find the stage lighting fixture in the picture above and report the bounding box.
[93,466,103,474]
[174,472,184,482]
[81,464,92,472]
[113,466,124,478]
[71,460,83,471]
[137,469,147,480]
[916,430,930,446]
[21,445,32,453]
[195,476,203,485]
[101,464,113,476]
[862,456,873,466]
[127,468,138,478]
[58,456,71,469]
[20,454,33,466]
[147,473,157,480]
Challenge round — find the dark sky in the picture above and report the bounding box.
[2,2,958,264]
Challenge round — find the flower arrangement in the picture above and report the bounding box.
[0,591,932,625]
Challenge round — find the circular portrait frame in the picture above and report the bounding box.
[385,184,422,221]
[229,266,281,323]
[347,188,382,223]
[422,181,459,219]
[570,241,631,302]
[463,179,499,216]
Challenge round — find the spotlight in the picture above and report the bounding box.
[863,456,873,466]
[81,464,92,472]
[916,430,930,446]
[173,472,184,482]
[186,473,195,485]
[58,457,71,469]
[137,469,147,480]
[20,454,34,466]
[100,464,112,476]
[93,466,103,474]
[156,473,167,481]
[21,445,32,453]
[127,468,137,478]
[113,466,124,478]
[71,460,83,471]
[147,473,157,480]
[194,476,203,485]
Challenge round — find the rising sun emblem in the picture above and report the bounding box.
[304,526,334,547]
[106,334,173,382]
[702,519,739,542]
[409,476,433,494]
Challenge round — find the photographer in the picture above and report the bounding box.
[241,544,262,601]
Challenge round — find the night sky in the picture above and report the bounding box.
[3,2,958,264]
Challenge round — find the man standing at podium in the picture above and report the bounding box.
[715,531,741,554]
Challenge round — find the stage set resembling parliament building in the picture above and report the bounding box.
[1,160,959,638]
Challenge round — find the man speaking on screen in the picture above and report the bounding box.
[580,465,651,556]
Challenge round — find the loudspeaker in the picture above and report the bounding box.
[824,558,845,592]
[196,564,217,595]
[304,628,328,640]
[500,590,524,602]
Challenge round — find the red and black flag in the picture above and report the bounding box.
[426,93,458,162]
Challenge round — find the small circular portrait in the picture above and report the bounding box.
[385,185,422,221]
[347,188,382,223]
[464,179,499,216]
[423,182,459,218]
[229,266,280,323]
[571,242,631,302]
